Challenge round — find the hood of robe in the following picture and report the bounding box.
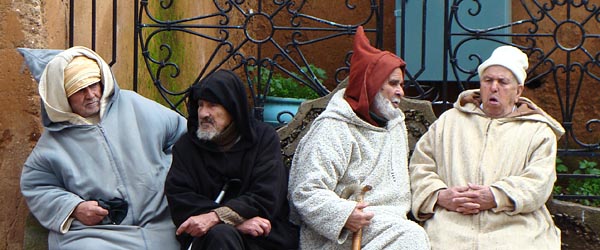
[455,89,565,138]
[344,26,406,126]
[186,69,257,151]
[38,46,116,127]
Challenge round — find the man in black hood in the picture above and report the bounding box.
[165,69,298,250]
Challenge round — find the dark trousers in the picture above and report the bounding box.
[189,224,268,250]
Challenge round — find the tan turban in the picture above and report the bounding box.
[64,56,101,97]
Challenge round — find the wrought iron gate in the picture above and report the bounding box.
[134,0,385,123]
[70,0,600,202]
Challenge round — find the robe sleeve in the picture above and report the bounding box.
[490,126,557,214]
[222,125,288,220]
[158,104,187,154]
[409,118,449,220]
[20,151,85,233]
[288,120,358,243]
[164,144,220,227]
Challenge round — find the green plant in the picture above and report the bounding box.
[554,158,600,207]
[249,64,326,99]
[553,158,568,194]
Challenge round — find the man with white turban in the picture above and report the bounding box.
[20,46,187,249]
[288,26,430,250]
[409,45,564,250]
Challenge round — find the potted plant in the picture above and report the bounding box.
[250,64,327,126]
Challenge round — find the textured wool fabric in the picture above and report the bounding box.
[63,55,102,97]
[410,89,564,250]
[344,26,406,126]
[477,45,529,85]
[289,89,430,250]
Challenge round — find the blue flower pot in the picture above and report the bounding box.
[263,96,305,126]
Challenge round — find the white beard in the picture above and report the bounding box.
[196,126,219,141]
[373,92,402,120]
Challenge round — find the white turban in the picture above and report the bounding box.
[477,46,529,85]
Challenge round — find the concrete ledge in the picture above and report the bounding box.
[548,199,600,249]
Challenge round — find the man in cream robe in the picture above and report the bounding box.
[410,46,564,250]
[288,26,430,250]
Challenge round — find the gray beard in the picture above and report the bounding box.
[373,92,402,120]
[196,127,219,141]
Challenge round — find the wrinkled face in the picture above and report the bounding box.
[371,68,404,117]
[378,68,405,108]
[479,65,523,118]
[196,100,233,140]
[68,82,102,118]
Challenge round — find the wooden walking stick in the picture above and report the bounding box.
[351,185,372,250]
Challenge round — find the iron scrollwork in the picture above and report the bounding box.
[136,0,383,125]
[444,0,600,153]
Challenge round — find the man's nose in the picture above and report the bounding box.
[198,107,210,118]
[395,86,405,97]
[490,81,499,92]
[82,87,94,97]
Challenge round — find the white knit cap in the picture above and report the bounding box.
[477,45,529,85]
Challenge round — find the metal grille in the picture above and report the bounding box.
[134,0,384,123]
[69,0,600,202]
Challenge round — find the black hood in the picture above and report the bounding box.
[187,69,256,150]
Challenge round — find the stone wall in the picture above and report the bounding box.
[0,1,50,249]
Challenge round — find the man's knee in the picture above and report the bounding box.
[205,224,241,240]
[192,224,244,249]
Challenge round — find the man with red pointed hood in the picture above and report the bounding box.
[288,26,430,249]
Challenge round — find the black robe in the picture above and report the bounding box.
[165,70,298,249]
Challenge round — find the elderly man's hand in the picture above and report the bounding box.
[176,211,220,237]
[344,202,374,232]
[466,183,497,211]
[437,185,498,215]
[236,216,271,237]
[72,200,109,225]
[437,186,480,214]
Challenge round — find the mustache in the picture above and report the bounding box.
[200,117,215,124]
[84,98,100,105]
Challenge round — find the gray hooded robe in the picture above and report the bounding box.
[20,46,187,249]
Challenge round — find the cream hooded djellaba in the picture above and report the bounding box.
[410,89,565,250]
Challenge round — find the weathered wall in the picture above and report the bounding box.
[0,1,50,249]
[512,0,600,147]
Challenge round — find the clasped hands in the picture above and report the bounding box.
[436,183,497,215]
[176,212,271,238]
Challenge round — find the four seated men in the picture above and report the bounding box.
[21,31,564,250]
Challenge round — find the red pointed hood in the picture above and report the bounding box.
[344,26,406,126]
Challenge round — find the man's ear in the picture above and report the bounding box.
[516,84,524,101]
